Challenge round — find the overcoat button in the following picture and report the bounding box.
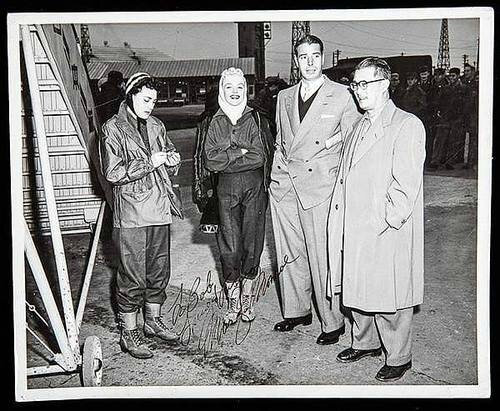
[315,141,320,144]
[308,168,312,172]
[335,204,339,210]
[340,179,343,184]
[277,166,281,169]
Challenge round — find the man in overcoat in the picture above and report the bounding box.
[327,57,425,381]
[270,34,360,344]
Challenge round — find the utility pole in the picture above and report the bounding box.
[437,19,450,71]
[333,49,341,66]
[290,21,310,85]
[80,24,93,64]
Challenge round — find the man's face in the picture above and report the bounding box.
[419,71,430,82]
[448,72,459,85]
[390,73,400,87]
[131,86,157,119]
[407,78,418,87]
[352,66,389,112]
[222,74,246,106]
[295,42,324,81]
[464,66,474,80]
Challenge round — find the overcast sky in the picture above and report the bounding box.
[89,18,479,81]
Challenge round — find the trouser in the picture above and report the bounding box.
[431,120,462,166]
[350,307,413,366]
[422,116,435,166]
[216,168,267,283]
[465,115,478,167]
[114,225,171,313]
[270,189,344,333]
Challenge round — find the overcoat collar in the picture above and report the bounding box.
[349,99,396,169]
[115,102,162,154]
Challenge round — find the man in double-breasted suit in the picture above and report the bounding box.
[327,57,425,382]
[270,34,360,345]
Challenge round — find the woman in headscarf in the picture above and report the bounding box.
[100,72,182,359]
[203,67,275,324]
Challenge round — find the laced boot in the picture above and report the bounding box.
[144,302,179,342]
[241,278,256,322]
[223,281,241,325]
[119,311,153,359]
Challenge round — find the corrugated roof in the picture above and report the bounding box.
[91,46,174,62]
[87,57,255,80]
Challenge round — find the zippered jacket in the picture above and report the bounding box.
[100,102,182,228]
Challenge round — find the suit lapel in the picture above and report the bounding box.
[291,78,332,149]
[284,84,300,145]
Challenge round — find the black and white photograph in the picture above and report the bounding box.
[8,7,493,401]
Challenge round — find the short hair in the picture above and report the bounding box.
[449,67,460,76]
[434,68,445,76]
[406,72,418,81]
[355,57,391,80]
[464,63,475,71]
[107,70,124,85]
[294,34,324,56]
[419,65,430,73]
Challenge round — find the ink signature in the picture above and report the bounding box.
[166,254,298,355]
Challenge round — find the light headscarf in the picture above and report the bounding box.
[218,67,248,125]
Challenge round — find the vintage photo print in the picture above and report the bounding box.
[8,7,493,401]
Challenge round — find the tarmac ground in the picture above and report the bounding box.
[23,171,479,390]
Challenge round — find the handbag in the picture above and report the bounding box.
[199,193,219,234]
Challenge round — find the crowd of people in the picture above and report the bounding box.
[388,63,479,171]
[95,34,478,382]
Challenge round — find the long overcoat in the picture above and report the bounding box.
[327,100,425,312]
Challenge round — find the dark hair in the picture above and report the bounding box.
[419,65,430,74]
[294,34,324,56]
[127,76,159,96]
[355,57,391,80]
[449,67,460,76]
[107,70,124,85]
[125,77,159,111]
[434,68,445,76]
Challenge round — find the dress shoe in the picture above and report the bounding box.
[316,325,345,345]
[337,347,382,363]
[274,313,312,332]
[375,361,412,382]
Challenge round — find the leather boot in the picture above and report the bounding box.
[223,281,241,325]
[144,302,179,342]
[241,278,256,322]
[119,311,153,359]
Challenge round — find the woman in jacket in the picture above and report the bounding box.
[202,67,274,325]
[100,72,182,359]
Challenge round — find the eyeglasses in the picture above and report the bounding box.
[349,78,385,91]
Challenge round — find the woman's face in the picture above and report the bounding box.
[131,86,157,119]
[222,74,246,106]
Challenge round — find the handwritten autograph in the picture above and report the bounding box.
[166,254,298,356]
